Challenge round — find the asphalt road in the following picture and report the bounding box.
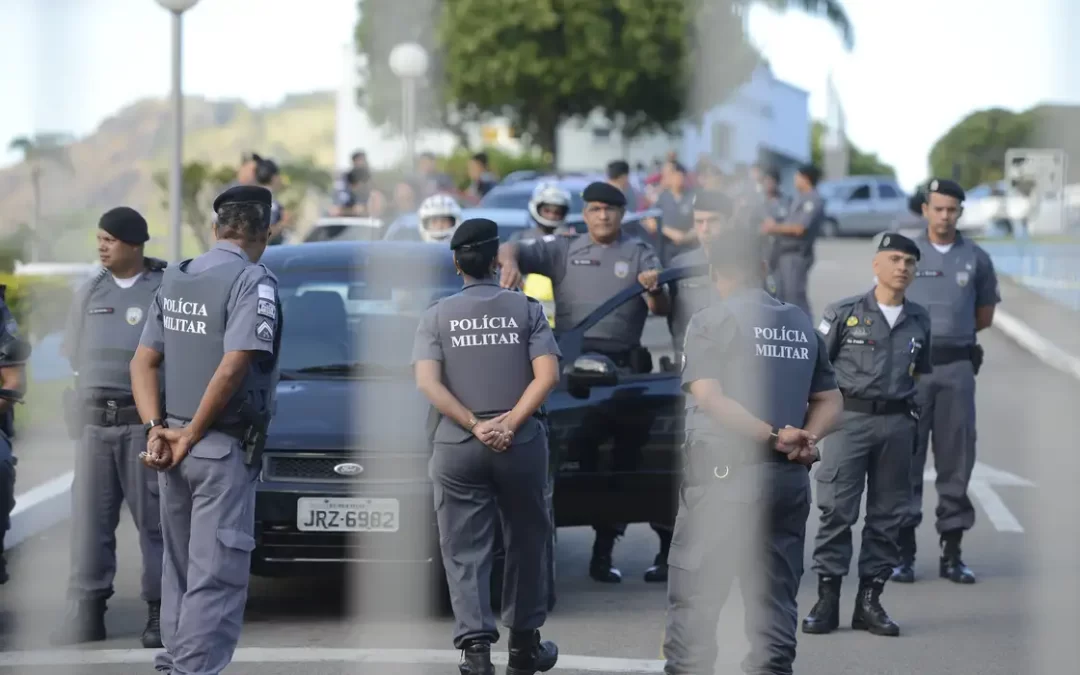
[3,239,1079,674]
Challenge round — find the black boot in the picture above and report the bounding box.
[141,601,163,648]
[644,553,668,583]
[801,576,841,634]
[589,533,622,583]
[645,529,672,583]
[0,530,8,584]
[458,640,494,675]
[891,526,916,583]
[506,630,558,675]
[49,597,108,645]
[851,576,900,636]
[939,531,976,584]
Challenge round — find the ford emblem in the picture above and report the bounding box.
[333,463,364,476]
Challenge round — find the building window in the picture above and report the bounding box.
[592,127,612,140]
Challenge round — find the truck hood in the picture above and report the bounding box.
[267,377,431,453]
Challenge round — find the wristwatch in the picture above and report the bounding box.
[768,426,781,447]
[465,416,479,431]
[144,419,166,437]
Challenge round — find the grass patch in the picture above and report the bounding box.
[975,234,1080,245]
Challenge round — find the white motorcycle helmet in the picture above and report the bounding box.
[528,182,571,231]
[418,193,463,243]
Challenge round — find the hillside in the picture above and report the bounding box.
[0,91,337,260]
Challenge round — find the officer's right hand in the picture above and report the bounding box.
[474,417,513,452]
[774,426,815,453]
[498,260,522,290]
[141,432,172,471]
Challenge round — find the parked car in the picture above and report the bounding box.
[253,240,693,611]
[383,206,661,244]
[302,216,388,243]
[478,175,597,214]
[816,175,910,237]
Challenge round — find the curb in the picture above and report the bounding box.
[992,308,1080,381]
[8,471,72,549]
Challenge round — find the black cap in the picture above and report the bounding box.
[255,157,280,185]
[926,178,965,203]
[692,190,733,216]
[877,232,921,261]
[764,166,781,182]
[796,164,822,185]
[98,206,149,245]
[450,218,499,251]
[213,184,273,213]
[581,181,627,207]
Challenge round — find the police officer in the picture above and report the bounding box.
[413,218,560,675]
[667,190,735,353]
[51,207,167,648]
[761,164,825,318]
[0,288,29,586]
[497,181,672,584]
[664,229,843,675]
[892,178,1000,585]
[802,233,932,638]
[130,185,282,675]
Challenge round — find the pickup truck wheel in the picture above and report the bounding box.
[822,218,840,238]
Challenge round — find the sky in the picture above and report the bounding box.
[0,0,1073,191]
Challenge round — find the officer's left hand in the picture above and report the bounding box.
[637,269,660,292]
[157,428,198,469]
[761,218,777,234]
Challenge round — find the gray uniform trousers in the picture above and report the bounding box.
[903,360,977,534]
[69,424,163,601]
[431,423,551,649]
[772,253,813,318]
[663,461,811,675]
[811,411,915,579]
[154,421,258,675]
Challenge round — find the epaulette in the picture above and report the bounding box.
[144,257,168,272]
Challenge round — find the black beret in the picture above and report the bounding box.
[692,190,733,216]
[255,157,280,184]
[877,232,921,261]
[581,181,627,208]
[926,178,965,203]
[213,185,273,213]
[98,206,149,245]
[764,167,781,182]
[450,218,499,251]
[797,164,821,184]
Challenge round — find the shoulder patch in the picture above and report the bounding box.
[803,200,815,213]
[257,283,276,300]
[255,320,274,342]
[542,234,556,243]
[822,307,838,321]
[816,319,830,335]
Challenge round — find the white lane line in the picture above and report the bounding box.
[924,461,1034,533]
[992,308,1080,382]
[0,648,665,672]
[8,470,73,548]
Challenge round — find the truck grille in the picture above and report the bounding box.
[262,453,430,483]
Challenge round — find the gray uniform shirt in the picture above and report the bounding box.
[681,287,837,445]
[139,241,281,417]
[817,290,933,401]
[668,246,711,350]
[906,231,1000,348]
[62,267,164,394]
[773,190,826,258]
[515,231,661,351]
[412,282,560,444]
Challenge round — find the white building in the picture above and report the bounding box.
[336,46,810,180]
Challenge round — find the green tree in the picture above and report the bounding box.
[6,133,75,262]
[152,162,235,253]
[356,0,854,159]
[927,108,1035,188]
[810,121,895,176]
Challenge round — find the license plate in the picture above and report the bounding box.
[296,497,400,532]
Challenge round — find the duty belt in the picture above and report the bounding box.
[930,345,974,366]
[85,401,142,427]
[843,398,912,416]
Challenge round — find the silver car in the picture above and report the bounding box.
[817,175,911,237]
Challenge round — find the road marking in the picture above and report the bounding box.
[992,308,1080,382]
[8,470,73,548]
[924,461,1033,533]
[0,648,665,672]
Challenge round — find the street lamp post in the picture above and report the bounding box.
[156,0,201,263]
[388,43,429,172]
